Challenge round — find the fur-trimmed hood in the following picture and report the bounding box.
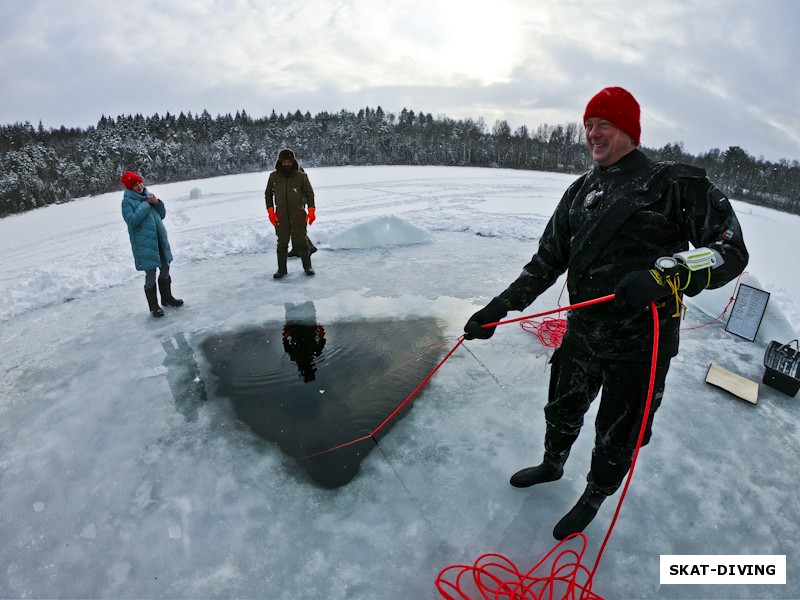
[274,148,299,172]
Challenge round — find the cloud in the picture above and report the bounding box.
[1,0,798,162]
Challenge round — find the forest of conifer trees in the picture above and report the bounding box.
[1,106,798,217]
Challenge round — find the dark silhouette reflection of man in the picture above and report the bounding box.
[282,302,326,382]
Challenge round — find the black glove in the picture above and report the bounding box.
[614,270,671,308]
[464,297,508,340]
[680,266,711,297]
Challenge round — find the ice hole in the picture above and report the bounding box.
[199,306,447,488]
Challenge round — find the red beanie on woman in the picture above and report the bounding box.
[583,87,641,146]
[120,171,143,189]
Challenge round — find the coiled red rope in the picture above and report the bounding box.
[519,279,570,348]
[435,534,601,600]
[520,316,568,348]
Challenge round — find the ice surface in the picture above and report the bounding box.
[1,166,799,599]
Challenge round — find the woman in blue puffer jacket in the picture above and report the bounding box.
[120,171,183,317]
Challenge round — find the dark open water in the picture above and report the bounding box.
[199,303,447,487]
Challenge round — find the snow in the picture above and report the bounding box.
[1,165,799,599]
[329,215,433,249]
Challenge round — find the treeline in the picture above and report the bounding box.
[1,106,798,217]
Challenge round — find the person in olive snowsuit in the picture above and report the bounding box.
[120,171,183,317]
[464,87,748,540]
[264,148,316,278]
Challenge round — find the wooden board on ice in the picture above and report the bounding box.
[705,363,759,405]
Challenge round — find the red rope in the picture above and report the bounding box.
[299,294,659,598]
[679,271,746,331]
[436,300,660,600]
[301,295,616,461]
[519,279,568,348]
[371,336,465,438]
[519,272,746,348]
[521,271,745,348]
[520,317,568,348]
[484,295,617,330]
[300,336,466,460]
[436,535,603,600]
[590,301,659,576]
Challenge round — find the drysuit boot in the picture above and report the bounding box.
[552,485,607,540]
[509,454,566,488]
[300,251,315,276]
[274,250,288,279]
[158,277,184,307]
[144,286,164,318]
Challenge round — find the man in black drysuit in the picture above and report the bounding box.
[464,87,749,540]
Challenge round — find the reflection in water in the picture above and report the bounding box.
[282,302,326,382]
[161,332,208,422]
[200,305,446,488]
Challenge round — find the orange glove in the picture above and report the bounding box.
[306,207,316,225]
[267,207,278,226]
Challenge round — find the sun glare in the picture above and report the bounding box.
[432,0,521,84]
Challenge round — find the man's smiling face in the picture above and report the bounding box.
[584,117,636,167]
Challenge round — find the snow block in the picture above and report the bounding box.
[686,273,798,345]
[328,215,433,249]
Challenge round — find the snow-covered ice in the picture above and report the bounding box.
[1,166,798,599]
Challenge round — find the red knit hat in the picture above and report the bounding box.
[120,171,143,189]
[583,87,641,146]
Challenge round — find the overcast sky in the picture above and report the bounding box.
[1,0,799,162]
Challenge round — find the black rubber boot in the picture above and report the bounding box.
[273,250,288,279]
[300,250,315,276]
[158,277,184,307]
[510,454,566,488]
[288,238,316,257]
[145,286,164,318]
[552,485,607,540]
